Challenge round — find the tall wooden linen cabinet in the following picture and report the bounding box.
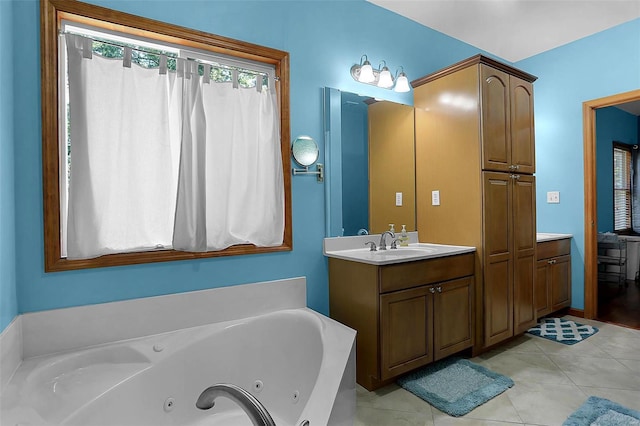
[413,55,538,352]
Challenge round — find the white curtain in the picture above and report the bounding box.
[65,35,180,259]
[173,75,284,251]
[65,35,284,259]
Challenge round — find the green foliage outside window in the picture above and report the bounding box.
[91,39,266,88]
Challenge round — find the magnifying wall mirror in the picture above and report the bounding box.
[292,135,319,166]
[292,135,324,182]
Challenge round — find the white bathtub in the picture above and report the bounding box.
[1,308,356,426]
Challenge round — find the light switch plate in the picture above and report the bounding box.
[395,192,403,206]
[432,190,440,206]
[547,191,560,204]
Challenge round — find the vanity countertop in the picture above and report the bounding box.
[324,233,475,266]
[537,232,573,242]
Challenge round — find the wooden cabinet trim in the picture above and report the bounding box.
[411,54,537,88]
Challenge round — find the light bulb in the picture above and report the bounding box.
[359,61,375,83]
[378,67,394,88]
[394,72,411,92]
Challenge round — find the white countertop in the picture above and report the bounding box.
[537,232,573,242]
[323,233,476,266]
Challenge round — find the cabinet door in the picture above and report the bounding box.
[550,255,571,311]
[510,76,535,174]
[535,259,551,318]
[481,65,511,172]
[380,286,433,380]
[483,172,513,347]
[433,276,474,361]
[513,175,537,334]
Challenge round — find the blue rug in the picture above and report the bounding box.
[528,318,598,345]
[564,396,640,425]
[397,357,514,417]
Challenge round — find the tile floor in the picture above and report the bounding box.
[355,316,640,425]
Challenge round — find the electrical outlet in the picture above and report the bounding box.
[432,190,440,206]
[547,191,560,204]
[395,192,403,206]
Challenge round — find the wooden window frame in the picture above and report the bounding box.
[613,141,632,233]
[41,0,292,272]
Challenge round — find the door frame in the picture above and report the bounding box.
[583,89,640,319]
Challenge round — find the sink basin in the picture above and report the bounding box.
[324,242,475,265]
[375,247,437,256]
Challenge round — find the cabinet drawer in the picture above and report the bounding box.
[379,253,474,293]
[537,239,570,260]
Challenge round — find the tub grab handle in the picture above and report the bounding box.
[196,383,276,426]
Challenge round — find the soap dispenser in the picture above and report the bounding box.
[400,225,409,246]
[388,224,395,234]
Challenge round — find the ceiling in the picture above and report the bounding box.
[616,100,640,116]
[367,0,640,63]
[367,0,640,115]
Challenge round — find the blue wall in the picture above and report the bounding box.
[595,106,639,232]
[7,0,483,328]
[517,18,640,310]
[7,1,637,333]
[0,0,17,332]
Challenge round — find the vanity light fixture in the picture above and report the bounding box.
[350,55,411,92]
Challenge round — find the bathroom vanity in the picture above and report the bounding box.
[324,236,476,390]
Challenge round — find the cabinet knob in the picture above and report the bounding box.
[429,287,436,294]
[548,259,557,264]
[437,286,442,293]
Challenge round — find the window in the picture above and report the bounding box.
[42,0,292,271]
[613,142,632,232]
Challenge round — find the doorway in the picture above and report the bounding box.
[584,89,640,325]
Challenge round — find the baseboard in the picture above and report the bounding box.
[567,308,585,318]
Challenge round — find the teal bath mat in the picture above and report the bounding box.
[397,357,514,417]
[564,396,640,425]
[528,318,599,345]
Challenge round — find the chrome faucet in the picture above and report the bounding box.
[379,231,396,250]
[196,383,276,426]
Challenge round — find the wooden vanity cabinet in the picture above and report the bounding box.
[328,252,474,391]
[535,238,572,318]
[413,54,537,353]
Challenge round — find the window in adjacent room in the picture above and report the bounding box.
[613,142,632,232]
[41,0,292,272]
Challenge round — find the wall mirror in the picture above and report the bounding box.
[323,87,416,237]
